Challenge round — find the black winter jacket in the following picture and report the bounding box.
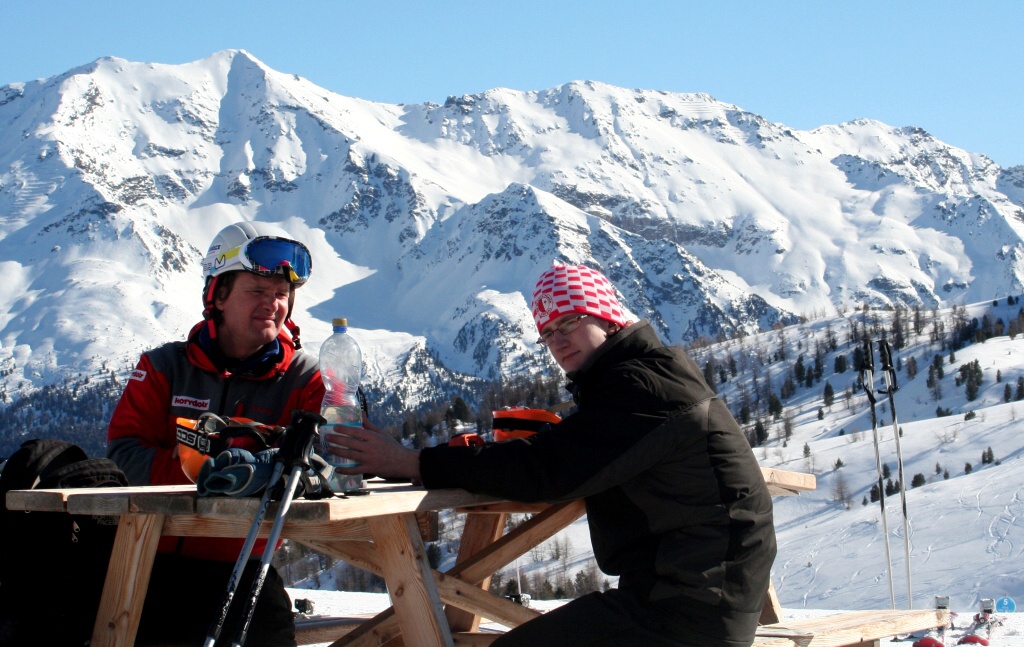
[420,321,776,645]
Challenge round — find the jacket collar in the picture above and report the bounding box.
[566,319,658,383]
[184,321,294,379]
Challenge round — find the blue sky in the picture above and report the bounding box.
[4,1,1021,167]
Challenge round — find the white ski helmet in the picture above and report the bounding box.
[201,222,313,348]
[202,221,312,285]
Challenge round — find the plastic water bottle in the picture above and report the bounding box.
[319,317,364,493]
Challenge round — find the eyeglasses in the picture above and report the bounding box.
[536,314,589,346]
[222,236,312,285]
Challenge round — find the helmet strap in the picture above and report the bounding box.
[286,318,301,350]
[202,277,219,340]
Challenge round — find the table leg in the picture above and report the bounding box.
[446,511,507,632]
[298,537,540,636]
[300,502,583,644]
[368,513,454,647]
[91,513,164,647]
[760,580,782,625]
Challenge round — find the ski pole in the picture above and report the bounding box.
[203,459,286,647]
[231,409,324,647]
[878,339,913,609]
[862,339,896,609]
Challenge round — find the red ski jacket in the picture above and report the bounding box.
[107,322,325,561]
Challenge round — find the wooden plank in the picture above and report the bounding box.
[754,627,815,647]
[447,499,586,585]
[455,503,552,514]
[352,485,505,518]
[298,538,382,573]
[329,608,401,647]
[453,632,501,645]
[762,468,817,496]
[369,513,453,647]
[757,609,950,647]
[199,495,331,522]
[196,485,500,522]
[435,572,541,629]
[91,513,165,647]
[760,580,783,625]
[6,488,73,511]
[162,516,374,540]
[164,511,436,543]
[446,511,508,632]
[294,616,366,645]
[7,484,191,513]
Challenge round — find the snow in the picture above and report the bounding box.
[286,588,1024,646]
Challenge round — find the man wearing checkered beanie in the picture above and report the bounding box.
[330,261,777,647]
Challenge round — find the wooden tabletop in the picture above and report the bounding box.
[5,466,815,517]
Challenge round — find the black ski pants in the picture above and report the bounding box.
[135,554,296,647]
[492,587,704,647]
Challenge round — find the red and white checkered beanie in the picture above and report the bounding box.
[531,263,629,333]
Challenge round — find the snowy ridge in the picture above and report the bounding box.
[1,49,1023,412]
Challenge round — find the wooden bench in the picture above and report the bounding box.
[292,612,509,645]
[295,615,367,644]
[294,606,949,647]
[755,608,951,647]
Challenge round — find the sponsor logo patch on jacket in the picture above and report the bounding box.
[173,395,211,410]
[129,369,147,382]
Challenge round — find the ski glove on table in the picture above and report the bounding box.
[196,448,336,499]
[197,448,279,497]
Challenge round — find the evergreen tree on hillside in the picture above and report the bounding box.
[0,373,125,457]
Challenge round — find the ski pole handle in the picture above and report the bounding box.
[878,339,899,391]
[862,338,875,373]
[277,409,325,471]
[861,339,877,405]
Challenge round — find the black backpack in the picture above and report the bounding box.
[0,439,128,647]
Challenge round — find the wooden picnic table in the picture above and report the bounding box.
[7,467,817,646]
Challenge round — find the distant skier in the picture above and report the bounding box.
[332,262,777,647]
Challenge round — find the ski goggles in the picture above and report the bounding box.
[217,236,312,285]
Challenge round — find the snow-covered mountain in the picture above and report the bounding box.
[1,49,1023,410]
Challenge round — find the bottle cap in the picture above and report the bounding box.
[333,318,348,327]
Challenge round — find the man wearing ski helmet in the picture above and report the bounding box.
[107,221,325,646]
[330,262,776,647]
